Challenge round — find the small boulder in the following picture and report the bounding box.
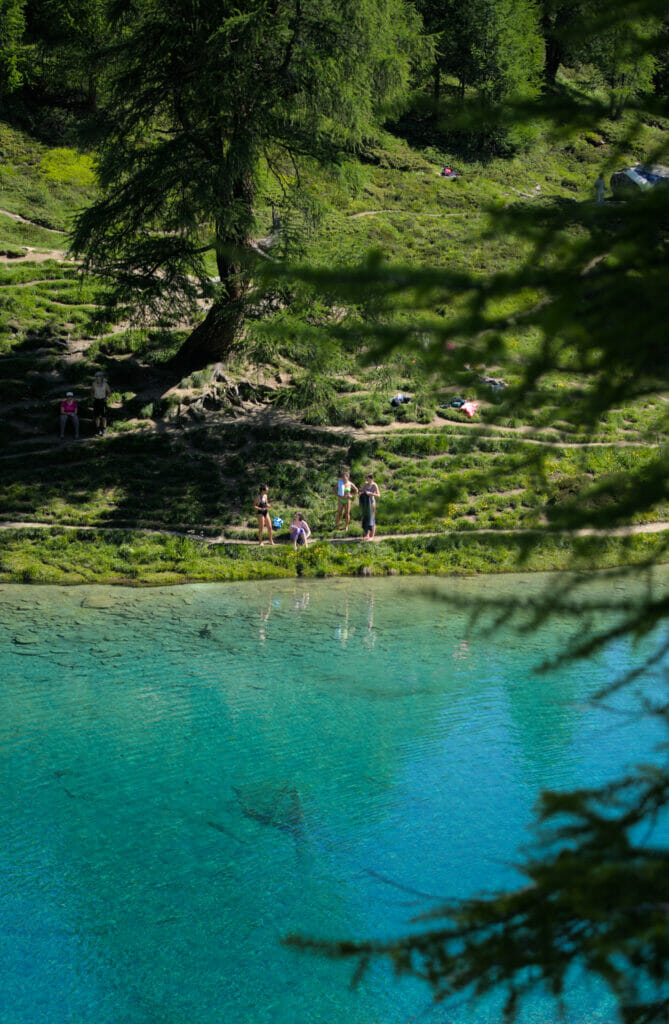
[81,594,115,609]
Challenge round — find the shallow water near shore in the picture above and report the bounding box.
[1,570,668,1024]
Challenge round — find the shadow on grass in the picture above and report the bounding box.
[0,422,352,533]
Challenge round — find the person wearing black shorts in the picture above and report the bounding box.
[91,371,112,436]
[254,485,276,546]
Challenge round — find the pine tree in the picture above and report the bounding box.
[0,0,26,96]
[416,0,544,118]
[578,11,660,118]
[71,0,423,371]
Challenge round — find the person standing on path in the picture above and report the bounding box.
[254,485,276,546]
[59,391,79,439]
[335,470,358,532]
[91,371,112,436]
[360,472,380,541]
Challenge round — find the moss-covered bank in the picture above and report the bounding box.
[1,528,666,586]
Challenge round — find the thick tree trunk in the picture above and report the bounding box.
[171,294,246,372]
[172,175,253,373]
[541,7,573,87]
[543,35,563,86]
[171,250,249,372]
[86,72,98,111]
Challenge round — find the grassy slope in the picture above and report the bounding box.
[0,113,667,584]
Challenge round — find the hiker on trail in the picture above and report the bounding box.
[254,485,276,546]
[90,370,112,436]
[290,513,311,549]
[59,391,79,440]
[360,473,380,541]
[335,470,358,532]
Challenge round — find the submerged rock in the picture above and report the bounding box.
[81,594,116,609]
[233,783,305,846]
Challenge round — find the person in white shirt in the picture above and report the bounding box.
[90,371,112,436]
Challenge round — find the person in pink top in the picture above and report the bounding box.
[60,391,79,439]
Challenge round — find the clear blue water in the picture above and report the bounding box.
[1,572,668,1024]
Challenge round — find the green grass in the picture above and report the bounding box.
[0,213,68,251]
[0,124,97,231]
[0,527,665,586]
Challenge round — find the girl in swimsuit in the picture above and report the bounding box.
[335,470,358,532]
[289,513,311,549]
[254,485,276,546]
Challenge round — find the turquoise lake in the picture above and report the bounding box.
[1,571,668,1024]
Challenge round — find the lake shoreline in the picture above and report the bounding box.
[1,526,667,586]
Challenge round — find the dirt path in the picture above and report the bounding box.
[348,210,446,219]
[0,248,75,264]
[0,208,67,232]
[1,520,667,545]
[211,405,659,448]
[347,210,477,220]
[1,278,66,288]
[0,410,658,462]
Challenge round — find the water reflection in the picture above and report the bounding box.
[258,596,272,645]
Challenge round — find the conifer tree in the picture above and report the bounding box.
[577,10,660,117]
[0,0,26,95]
[71,0,423,371]
[416,0,544,122]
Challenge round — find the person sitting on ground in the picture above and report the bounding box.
[254,484,276,546]
[360,472,380,541]
[441,166,457,179]
[390,391,411,407]
[60,391,79,440]
[90,370,112,436]
[290,513,311,549]
[335,470,359,532]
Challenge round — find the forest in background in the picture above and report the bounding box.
[1,0,668,367]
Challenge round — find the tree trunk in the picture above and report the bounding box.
[86,71,98,111]
[543,35,563,86]
[171,246,249,372]
[171,294,246,372]
[541,7,573,87]
[172,175,253,373]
